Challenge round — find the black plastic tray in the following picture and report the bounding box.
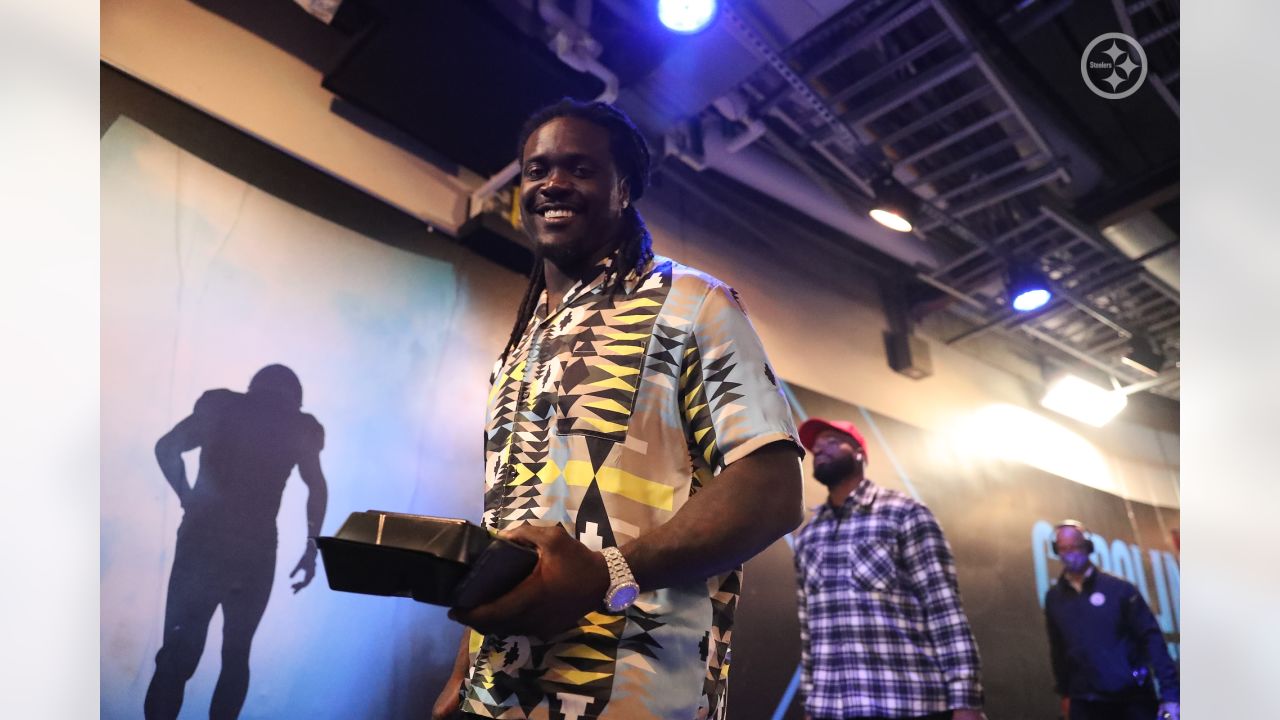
[316,511,537,609]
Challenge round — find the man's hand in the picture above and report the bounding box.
[1157,701,1179,720]
[449,524,610,638]
[431,676,464,720]
[952,709,986,720]
[290,543,318,593]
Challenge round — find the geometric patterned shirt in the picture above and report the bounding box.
[462,253,800,720]
[793,478,984,719]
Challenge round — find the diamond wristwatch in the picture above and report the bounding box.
[602,546,639,613]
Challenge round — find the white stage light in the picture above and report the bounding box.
[870,207,913,232]
[1040,374,1128,427]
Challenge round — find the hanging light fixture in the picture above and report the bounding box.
[868,173,916,233]
[657,0,718,34]
[1040,374,1128,427]
[1007,263,1052,312]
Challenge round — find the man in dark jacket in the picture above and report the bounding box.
[1044,521,1179,720]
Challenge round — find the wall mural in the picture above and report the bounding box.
[102,116,1177,720]
[101,117,493,719]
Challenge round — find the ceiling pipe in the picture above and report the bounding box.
[540,0,619,103]
[1101,212,1180,292]
[717,4,877,199]
[711,93,767,153]
[1118,366,1179,396]
[666,114,942,270]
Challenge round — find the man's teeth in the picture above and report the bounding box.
[543,208,576,219]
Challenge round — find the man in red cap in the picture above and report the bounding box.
[793,417,985,720]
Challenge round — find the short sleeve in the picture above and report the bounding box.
[679,282,802,471]
[193,388,237,417]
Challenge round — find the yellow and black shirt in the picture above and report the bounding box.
[461,254,799,720]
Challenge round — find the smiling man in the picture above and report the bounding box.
[430,99,804,720]
[793,418,986,720]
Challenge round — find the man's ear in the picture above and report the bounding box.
[618,176,631,208]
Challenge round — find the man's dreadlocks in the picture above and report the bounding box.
[499,99,655,367]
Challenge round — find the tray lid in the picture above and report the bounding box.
[331,510,493,563]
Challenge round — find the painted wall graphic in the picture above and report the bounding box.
[102,115,1177,720]
[101,116,516,719]
[144,364,328,719]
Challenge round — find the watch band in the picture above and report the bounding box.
[602,546,639,613]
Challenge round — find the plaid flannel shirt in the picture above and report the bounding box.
[794,478,983,719]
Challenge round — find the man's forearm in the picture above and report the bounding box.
[925,604,983,706]
[451,630,471,681]
[305,484,328,540]
[621,442,802,591]
[432,631,472,719]
[454,442,802,639]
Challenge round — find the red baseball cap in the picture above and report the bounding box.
[798,417,868,461]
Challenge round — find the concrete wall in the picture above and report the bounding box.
[102,0,475,232]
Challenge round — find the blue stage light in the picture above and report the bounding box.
[1012,288,1051,312]
[658,0,717,34]
[1008,264,1052,312]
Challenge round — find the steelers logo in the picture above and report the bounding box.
[1081,32,1148,100]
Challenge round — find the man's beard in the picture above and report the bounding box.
[539,236,583,267]
[813,454,858,487]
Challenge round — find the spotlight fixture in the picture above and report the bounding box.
[1120,334,1166,377]
[868,173,916,233]
[1007,263,1052,312]
[657,0,717,34]
[1040,374,1128,427]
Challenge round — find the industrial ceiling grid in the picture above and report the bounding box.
[723,0,1178,397]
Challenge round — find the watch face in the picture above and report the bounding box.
[607,584,639,612]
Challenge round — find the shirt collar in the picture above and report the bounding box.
[1057,564,1097,592]
[850,477,878,507]
[533,252,653,326]
[814,478,878,519]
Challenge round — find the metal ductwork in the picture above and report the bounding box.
[1101,212,1180,292]
[666,113,943,271]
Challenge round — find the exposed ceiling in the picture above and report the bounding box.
[200,0,1180,401]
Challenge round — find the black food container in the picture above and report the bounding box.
[315,511,537,609]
